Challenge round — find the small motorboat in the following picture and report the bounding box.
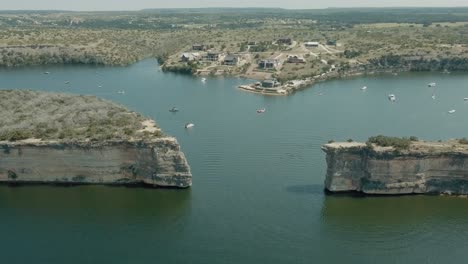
[431,94,436,100]
[388,94,396,102]
[256,108,266,114]
[117,90,125,94]
[464,98,468,101]
[361,86,367,90]
[427,82,436,87]
[185,123,194,128]
[98,85,103,88]
[201,78,207,83]
[169,107,179,112]
[448,110,456,114]
[65,81,70,84]
[44,72,50,75]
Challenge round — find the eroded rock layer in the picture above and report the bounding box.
[322,142,468,195]
[0,138,192,188]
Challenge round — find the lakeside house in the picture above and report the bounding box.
[192,44,207,51]
[261,79,280,88]
[180,52,201,62]
[223,54,240,66]
[204,51,221,62]
[258,59,279,69]
[277,37,292,45]
[305,41,319,47]
[287,55,306,63]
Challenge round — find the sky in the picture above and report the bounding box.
[1,0,468,11]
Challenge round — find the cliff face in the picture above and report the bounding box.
[322,142,468,195]
[0,138,192,188]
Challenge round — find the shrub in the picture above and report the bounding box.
[409,136,419,141]
[328,140,335,143]
[367,135,412,150]
[458,138,468,144]
[347,139,353,142]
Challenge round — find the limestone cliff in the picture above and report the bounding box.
[322,141,468,195]
[0,138,192,188]
[0,90,191,188]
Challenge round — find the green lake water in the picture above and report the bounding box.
[1,60,468,263]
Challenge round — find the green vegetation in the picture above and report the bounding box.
[367,135,413,150]
[1,8,468,79]
[0,90,161,142]
[458,138,468,144]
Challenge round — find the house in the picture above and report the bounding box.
[223,55,240,66]
[277,37,292,45]
[258,59,279,69]
[287,55,306,63]
[261,79,280,88]
[305,41,319,47]
[180,53,200,62]
[192,44,207,51]
[204,52,221,62]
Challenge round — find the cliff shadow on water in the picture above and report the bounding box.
[0,185,192,223]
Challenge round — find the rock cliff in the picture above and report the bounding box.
[0,138,192,188]
[0,90,191,188]
[322,141,468,195]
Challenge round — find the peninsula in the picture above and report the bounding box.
[322,136,468,195]
[1,8,468,97]
[0,90,192,188]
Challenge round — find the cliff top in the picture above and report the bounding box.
[323,140,468,155]
[0,90,163,143]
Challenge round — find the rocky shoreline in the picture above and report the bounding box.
[0,137,192,188]
[322,141,468,195]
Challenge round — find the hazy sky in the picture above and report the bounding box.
[1,0,468,10]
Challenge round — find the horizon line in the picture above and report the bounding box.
[1,6,468,12]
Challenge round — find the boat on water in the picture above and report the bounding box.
[448,110,456,114]
[464,98,468,101]
[98,85,103,88]
[65,81,70,84]
[44,72,50,75]
[117,90,125,94]
[169,107,179,112]
[428,82,436,87]
[201,78,207,83]
[432,94,436,100]
[185,123,195,128]
[361,86,367,90]
[388,94,396,102]
[256,108,266,114]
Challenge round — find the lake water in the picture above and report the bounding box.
[1,60,468,263]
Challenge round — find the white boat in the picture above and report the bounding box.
[65,81,70,84]
[428,82,436,87]
[464,98,468,101]
[201,78,207,83]
[169,107,179,112]
[98,85,103,88]
[44,72,50,75]
[256,108,266,114]
[448,110,456,114]
[388,94,396,102]
[117,90,125,94]
[185,123,195,128]
[361,86,367,90]
[431,94,436,100]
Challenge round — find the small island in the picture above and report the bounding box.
[322,136,468,195]
[0,90,192,188]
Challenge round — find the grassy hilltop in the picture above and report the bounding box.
[0,90,162,142]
